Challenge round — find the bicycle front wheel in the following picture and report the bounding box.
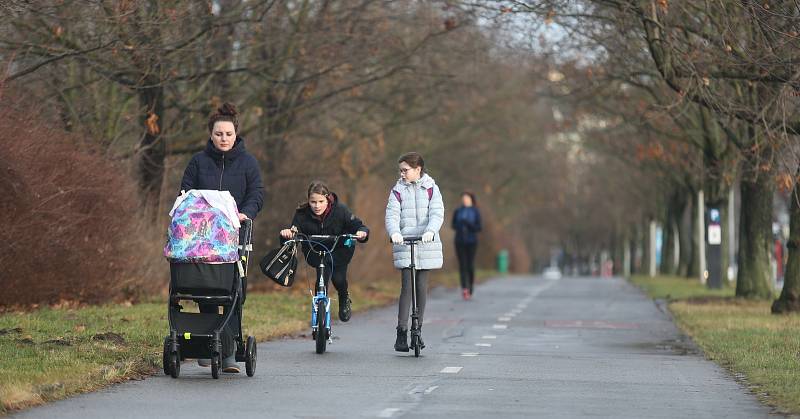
[315,299,327,354]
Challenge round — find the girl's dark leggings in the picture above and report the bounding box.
[315,263,349,298]
[398,268,429,330]
[455,242,477,293]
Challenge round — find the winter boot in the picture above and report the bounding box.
[339,293,352,322]
[394,326,409,352]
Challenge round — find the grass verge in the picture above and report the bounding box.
[630,275,800,414]
[0,269,495,414]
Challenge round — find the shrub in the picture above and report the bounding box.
[0,96,143,307]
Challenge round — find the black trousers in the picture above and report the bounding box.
[198,303,238,358]
[455,242,477,293]
[315,263,349,297]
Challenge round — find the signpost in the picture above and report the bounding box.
[706,208,723,289]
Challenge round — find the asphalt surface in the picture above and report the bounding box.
[14,275,777,418]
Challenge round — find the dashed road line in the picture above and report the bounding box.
[440,366,463,374]
[475,343,492,347]
[461,352,479,357]
[424,386,439,394]
[378,408,401,418]
[498,316,512,322]
[482,335,497,339]
[492,324,508,330]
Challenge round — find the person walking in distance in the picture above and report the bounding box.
[385,152,444,352]
[452,191,481,300]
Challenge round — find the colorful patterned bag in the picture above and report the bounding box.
[164,191,239,263]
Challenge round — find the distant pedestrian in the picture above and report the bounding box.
[385,152,444,352]
[452,191,481,300]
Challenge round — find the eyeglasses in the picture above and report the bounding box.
[399,167,418,174]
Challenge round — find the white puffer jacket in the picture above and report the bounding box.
[384,173,444,270]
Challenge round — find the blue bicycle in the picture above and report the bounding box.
[285,233,358,354]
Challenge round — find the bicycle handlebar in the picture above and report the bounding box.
[308,234,359,240]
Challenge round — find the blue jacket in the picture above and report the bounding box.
[180,137,264,220]
[452,206,481,245]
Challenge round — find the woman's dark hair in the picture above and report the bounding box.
[207,102,239,132]
[462,190,477,207]
[298,180,331,209]
[398,151,425,172]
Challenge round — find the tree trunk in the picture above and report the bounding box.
[137,85,166,210]
[736,172,774,298]
[720,197,731,283]
[612,230,625,276]
[661,191,685,276]
[689,190,702,278]
[772,170,800,313]
[678,194,693,277]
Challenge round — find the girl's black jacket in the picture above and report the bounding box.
[288,193,369,269]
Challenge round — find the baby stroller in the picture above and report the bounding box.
[162,190,257,379]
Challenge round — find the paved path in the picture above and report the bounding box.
[15,276,776,418]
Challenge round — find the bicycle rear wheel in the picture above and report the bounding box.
[315,299,327,354]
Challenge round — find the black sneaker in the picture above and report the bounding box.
[339,293,352,322]
[394,327,409,352]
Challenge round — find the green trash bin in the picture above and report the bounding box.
[497,249,509,274]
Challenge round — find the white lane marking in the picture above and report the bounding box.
[475,343,492,347]
[425,385,440,394]
[408,385,424,395]
[492,324,508,329]
[511,309,522,314]
[440,366,463,374]
[517,304,528,309]
[461,352,479,357]
[482,335,497,339]
[504,312,517,317]
[378,408,401,418]
[498,316,512,322]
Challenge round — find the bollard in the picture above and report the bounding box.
[497,249,509,274]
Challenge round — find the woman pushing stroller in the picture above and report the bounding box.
[280,181,369,322]
[178,102,264,373]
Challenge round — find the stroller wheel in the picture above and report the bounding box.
[169,350,180,378]
[245,336,257,377]
[162,337,170,376]
[211,354,220,379]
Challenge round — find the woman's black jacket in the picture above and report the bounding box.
[180,137,264,220]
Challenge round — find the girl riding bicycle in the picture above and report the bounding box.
[385,152,444,352]
[280,181,369,322]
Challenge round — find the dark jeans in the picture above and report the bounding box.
[455,242,477,294]
[315,263,349,298]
